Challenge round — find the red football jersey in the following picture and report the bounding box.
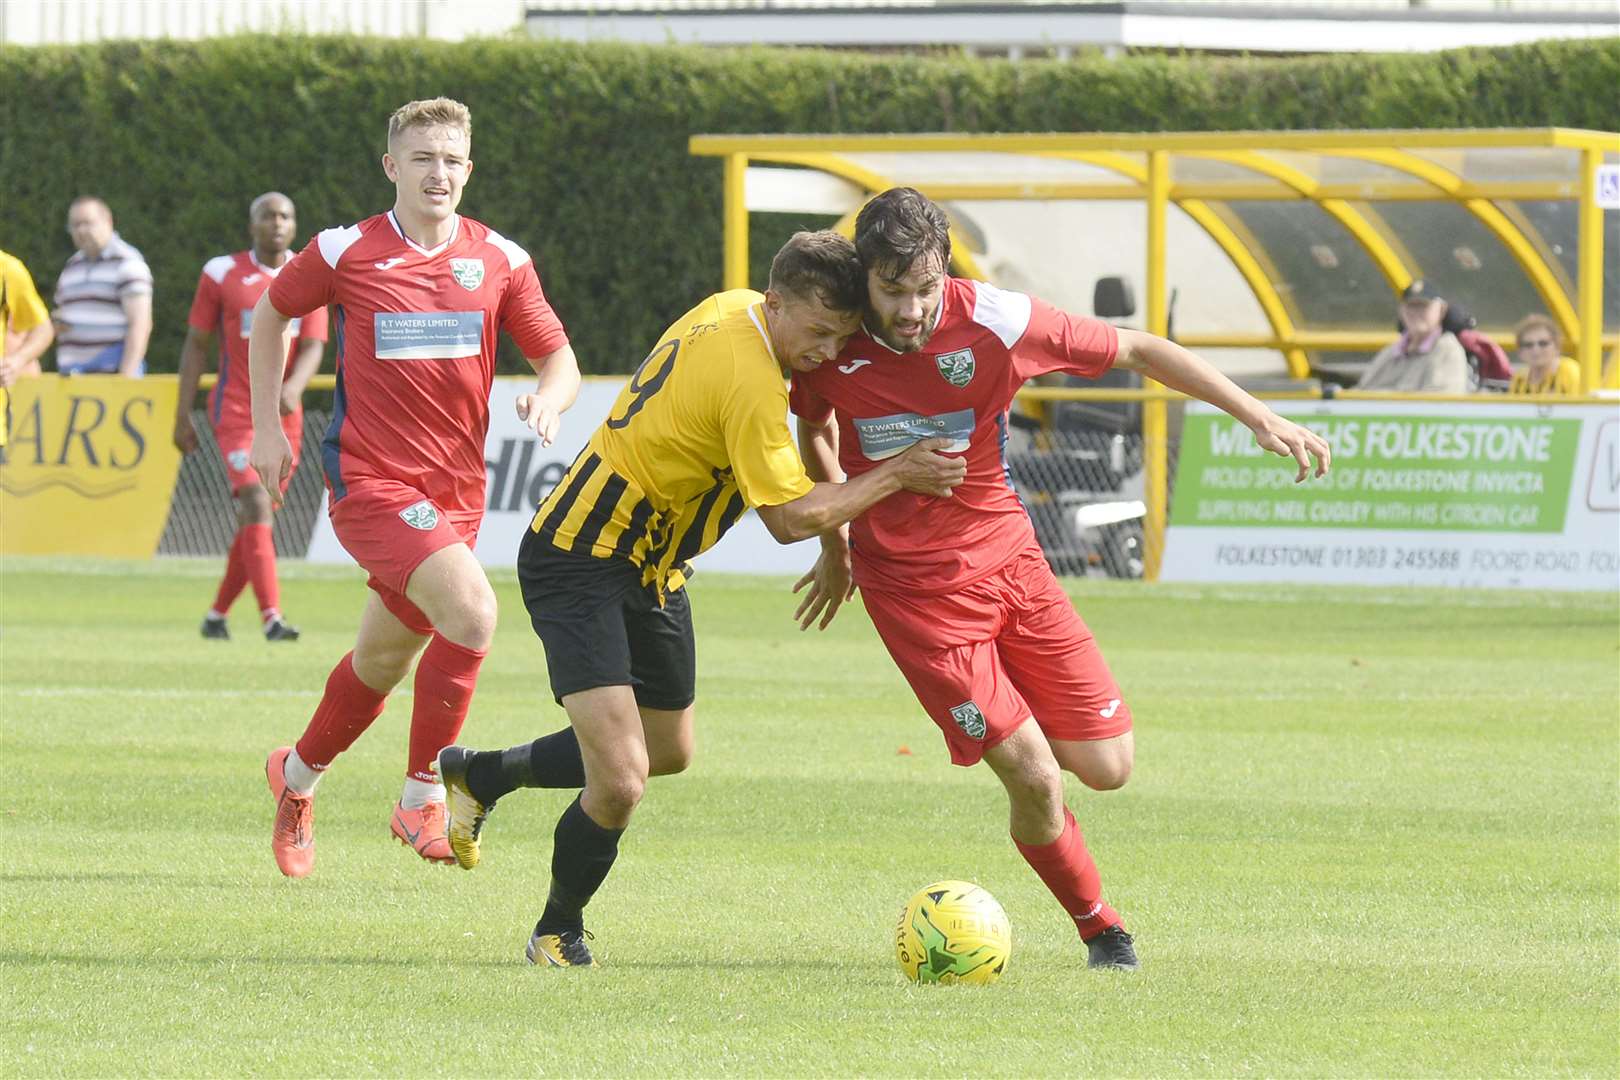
[187,250,329,433]
[267,212,569,514]
[789,277,1117,596]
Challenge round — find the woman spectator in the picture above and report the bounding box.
[1508,314,1581,395]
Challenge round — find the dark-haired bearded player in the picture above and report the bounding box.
[789,187,1331,970]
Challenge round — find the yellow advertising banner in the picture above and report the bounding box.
[1,376,182,556]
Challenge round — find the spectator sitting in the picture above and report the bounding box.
[52,196,153,377]
[1356,279,1469,394]
[1508,314,1581,396]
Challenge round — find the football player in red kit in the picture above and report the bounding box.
[790,187,1331,970]
[247,98,581,878]
[176,192,326,643]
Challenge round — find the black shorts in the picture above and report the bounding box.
[517,531,696,711]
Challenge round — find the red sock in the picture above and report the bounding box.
[238,522,280,619]
[294,652,389,770]
[1014,807,1120,941]
[211,529,249,614]
[406,635,486,782]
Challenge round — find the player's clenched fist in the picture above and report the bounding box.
[173,411,199,455]
[895,436,967,497]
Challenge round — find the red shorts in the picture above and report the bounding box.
[328,477,483,635]
[860,546,1132,766]
[216,410,302,494]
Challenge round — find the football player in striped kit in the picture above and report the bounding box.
[435,230,964,967]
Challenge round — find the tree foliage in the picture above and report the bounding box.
[4,35,1614,374]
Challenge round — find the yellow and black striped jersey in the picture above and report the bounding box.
[1,249,51,447]
[1,250,51,347]
[531,289,814,595]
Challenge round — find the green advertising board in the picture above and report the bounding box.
[1172,412,1581,534]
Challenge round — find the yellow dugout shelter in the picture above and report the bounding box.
[690,128,1620,577]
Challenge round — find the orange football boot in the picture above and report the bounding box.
[266,747,315,878]
[391,801,455,865]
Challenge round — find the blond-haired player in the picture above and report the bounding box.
[249,98,582,877]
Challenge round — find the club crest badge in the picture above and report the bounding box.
[949,701,988,739]
[399,500,440,531]
[935,348,976,388]
[227,450,251,472]
[450,258,485,291]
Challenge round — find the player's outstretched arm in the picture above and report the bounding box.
[246,292,297,508]
[758,435,965,545]
[515,343,581,447]
[173,327,214,454]
[1114,329,1331,482]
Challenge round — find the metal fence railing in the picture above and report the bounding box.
[1006,423,1180,580]
[157,409,331,557]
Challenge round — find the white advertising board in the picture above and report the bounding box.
[1596,163,1620,210]
[1162,400,1620,590]
[306,377,818,577]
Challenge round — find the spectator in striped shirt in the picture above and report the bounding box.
[51,196,153,377]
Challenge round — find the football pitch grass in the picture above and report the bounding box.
[2,557,1616,1077]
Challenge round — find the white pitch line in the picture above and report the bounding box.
[2,686,411,701]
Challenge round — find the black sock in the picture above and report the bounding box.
[537,795,623,933]
[465,727,586,804]
[526,727,587,788]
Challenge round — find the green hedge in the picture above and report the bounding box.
[3,35,1616,375]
